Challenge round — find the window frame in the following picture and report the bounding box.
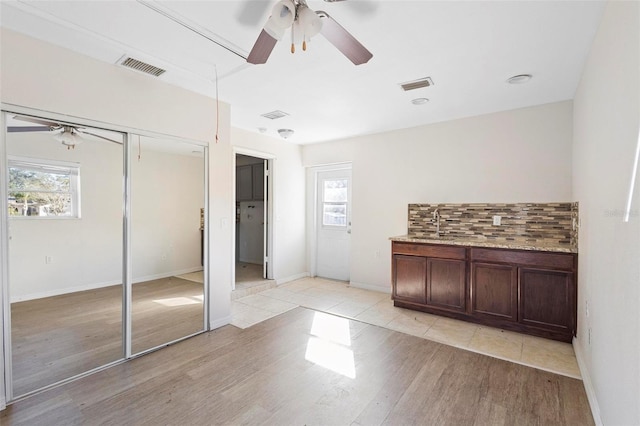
[321,178,348,228]
[7,155,81,220]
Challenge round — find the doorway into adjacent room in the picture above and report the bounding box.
[233,153,274,297]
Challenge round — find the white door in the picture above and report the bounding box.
[316,169,351,281]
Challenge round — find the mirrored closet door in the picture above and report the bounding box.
[130,136,206,355]
[2,112,208,401]
[5,113,125,397]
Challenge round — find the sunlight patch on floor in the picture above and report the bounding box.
[153,296,202,307]
[305,311,356,379]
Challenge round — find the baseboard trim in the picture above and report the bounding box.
[10,267,204,303]
[276,272,310,286]
[573,336,603,426]
[209,315,232,330]
[349,281,391,294]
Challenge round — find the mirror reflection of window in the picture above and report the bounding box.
[6,114,125,398]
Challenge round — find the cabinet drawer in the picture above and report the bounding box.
[470,248,575,271]
[392,242,466,260]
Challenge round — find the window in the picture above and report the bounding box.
[322,178,348,227]
[8,157,80,218]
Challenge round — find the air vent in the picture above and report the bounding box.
[261,110,289,120]
[117,56,166,77]
[400,77,434,91]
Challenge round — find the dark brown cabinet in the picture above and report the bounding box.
[392,241,577,342]
[391,242,467,316]
[471,262,517,321]
[427,259,466,312]
[519,268,574,333]
[393,255,427,304]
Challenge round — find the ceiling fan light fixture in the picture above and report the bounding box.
[264,16,286,40]
[278,128,294,139]
[298,6,323,39]
[54,128,81,149]
[271,0,296,29]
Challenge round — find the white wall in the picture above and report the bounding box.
[130,141,204,283]
[302,101,574,291]
[0,30,216,143]
[231,128,307,283]
[572,1,640,424]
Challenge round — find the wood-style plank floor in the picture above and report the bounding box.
[10,277,204,396]
[2,307,594,426]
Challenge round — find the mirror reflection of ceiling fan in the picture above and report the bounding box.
[247,0,373,65]
[7,116,122,149]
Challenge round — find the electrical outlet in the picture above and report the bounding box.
[588,327,592,345]
[585,300,590,318]
[374,250,381,258]
[493,215,502,226]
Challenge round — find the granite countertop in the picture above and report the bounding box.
[390,235,577,254]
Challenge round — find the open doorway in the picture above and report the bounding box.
[234,153,274,298]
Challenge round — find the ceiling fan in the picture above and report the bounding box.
[247,0,373,65]
[7,116,121,149]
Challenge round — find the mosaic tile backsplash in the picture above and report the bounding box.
[408,202,578,248]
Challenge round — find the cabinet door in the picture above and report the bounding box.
[252,163,264,200]
[393,255,427,304]
[426,258,466,312]
[519,268,574,332]
[471,262,517,321]
[236,165,253,201]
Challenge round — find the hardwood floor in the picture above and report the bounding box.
[2,307,594,425]
[10,277,204,397]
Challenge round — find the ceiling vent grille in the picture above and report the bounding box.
[261,110,289,120]
[117,56,166,77]
[400,77,434,91]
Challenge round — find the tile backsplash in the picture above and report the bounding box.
[408,202,578,247]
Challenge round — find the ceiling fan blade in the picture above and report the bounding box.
[76,129,122,144]
[316,11,372,65]
[7,126,53,133]
[247,29,279,64]
[12,115,61,127]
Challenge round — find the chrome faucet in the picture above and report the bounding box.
[432,208,441,238]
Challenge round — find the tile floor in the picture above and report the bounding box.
[231,277,582,379]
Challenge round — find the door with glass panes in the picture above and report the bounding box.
[316,168,351,281]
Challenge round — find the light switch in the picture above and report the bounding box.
[493,215,502,226]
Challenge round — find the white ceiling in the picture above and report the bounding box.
[0,0,606,144]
